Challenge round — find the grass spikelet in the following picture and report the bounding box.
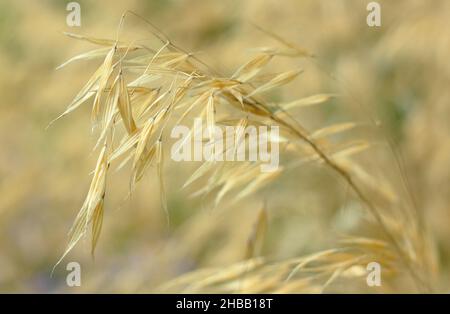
[116,71,137,134]
[245,205,268,259]
[232,54,273,82]
[155,139,169,225]
[280,93,337,111]
[311,122,357,139]
[246,69,303,97]
[53,145,108,271]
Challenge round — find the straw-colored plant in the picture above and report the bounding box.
[52,12,437,293]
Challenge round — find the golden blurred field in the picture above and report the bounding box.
[0,0,449,293]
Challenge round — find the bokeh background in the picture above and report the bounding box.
[0,0,449,292]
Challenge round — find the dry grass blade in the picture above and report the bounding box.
[117,71,137,134]
[131,143,157,188]
[311,122,356,139]
[246,69,302,97]
[234,168,282,203]
[332,141,371,160]
[47,66,104,127]
[63,32,142,48]
[56,47,112,70]
[91,47,116,124]
[91,197,104,257]
[232,54,273,82]
[94,77,120,150]
[280,93,337,111]
[133,119,154,165]
[245,205,268,259]
[159,248,377,293]
[128,73,162,88]
[53,145,108,271]
[108,130,141,163]
[285,249,342,282]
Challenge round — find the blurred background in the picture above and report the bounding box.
[0,0,449,292]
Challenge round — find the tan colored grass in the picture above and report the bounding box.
[52,11,436,292]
